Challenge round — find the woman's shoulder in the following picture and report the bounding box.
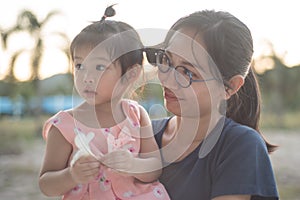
[223,118,262,138]
[220,118,267,150]
[210,118,278,199]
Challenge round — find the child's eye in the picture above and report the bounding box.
[75,64,84,70]
[96,64,106,71]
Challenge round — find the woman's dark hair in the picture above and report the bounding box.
[70,5,143,76]
[164,10,277,153]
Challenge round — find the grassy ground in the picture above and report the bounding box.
[261,111,300,130]
[0,115,299,199]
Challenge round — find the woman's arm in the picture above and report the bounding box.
[39,126,100,196]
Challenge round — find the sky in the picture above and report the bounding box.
[0,0,299,81]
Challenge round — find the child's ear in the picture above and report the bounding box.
[225,75,244,99]
[127,64,141,81]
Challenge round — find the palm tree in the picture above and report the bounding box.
[1,9,71,118]
[23,10,69,82]
[1,9,71,84]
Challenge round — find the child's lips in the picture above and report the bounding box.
[84,89,97,96]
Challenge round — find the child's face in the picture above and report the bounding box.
[73,45,126,105]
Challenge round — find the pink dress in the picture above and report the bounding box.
[43,99,170,200]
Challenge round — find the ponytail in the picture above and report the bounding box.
[226,67,259,130]
[100,4,116,22]
[227,67,277,153]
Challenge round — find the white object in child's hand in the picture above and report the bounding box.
[70,127,102,166]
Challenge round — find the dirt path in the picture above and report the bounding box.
[0,138,56,200]
[0,130,299,200]
[266,130,300,199]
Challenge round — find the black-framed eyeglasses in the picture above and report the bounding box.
[154,50,215,88]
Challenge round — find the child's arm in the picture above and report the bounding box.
[101,105,162,183]
[39,126,100,196]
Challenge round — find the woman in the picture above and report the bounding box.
[147,10,279,200]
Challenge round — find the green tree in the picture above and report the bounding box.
[1,9,71,118]
[257,45,300,127]
[1,9,70,84]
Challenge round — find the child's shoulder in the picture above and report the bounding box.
[122,99,151,127]
[121,99,146,115]
[42,109,76,141]
[47,109,73,121]
[43,109,75,132]
[122,98,139,106]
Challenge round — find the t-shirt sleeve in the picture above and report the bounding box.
[211,128,278,199]
[151,118,169,148]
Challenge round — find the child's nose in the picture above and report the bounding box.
[84,73,95,84]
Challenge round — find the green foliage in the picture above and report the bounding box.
[0,116,46,155]
[0,9,70,84]
[260,111,300,129]
[256,50,300,128]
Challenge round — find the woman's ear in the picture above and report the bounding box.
[225,75,244,99]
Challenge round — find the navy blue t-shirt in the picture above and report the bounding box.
[152,117,279,200]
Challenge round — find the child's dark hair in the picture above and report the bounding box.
[165,10,277,153]
[70,4,144,76]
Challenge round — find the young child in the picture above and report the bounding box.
[39,5,170,200]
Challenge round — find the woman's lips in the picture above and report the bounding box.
[164,88,179,101]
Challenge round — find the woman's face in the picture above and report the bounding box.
[158,28,225,118]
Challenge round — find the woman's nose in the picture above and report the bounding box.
[158,69,179,89]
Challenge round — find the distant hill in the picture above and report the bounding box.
[39,73,74,96]
[0,73,74,96]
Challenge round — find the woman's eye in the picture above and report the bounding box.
[185,68,199,78]
[183,68,192,76]
[96,64,106,71]
[75,64,84,70]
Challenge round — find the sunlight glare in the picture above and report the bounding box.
[14,52,31,81]
[39,49,70,79]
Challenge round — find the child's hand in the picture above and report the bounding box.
[70,155,100,184]
[100,150,135,174]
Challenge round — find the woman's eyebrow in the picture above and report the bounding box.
[181,60,195,68]
[166,51,194,67]
[182,60,208,75]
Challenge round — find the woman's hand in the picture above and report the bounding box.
[70,155,101,184]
